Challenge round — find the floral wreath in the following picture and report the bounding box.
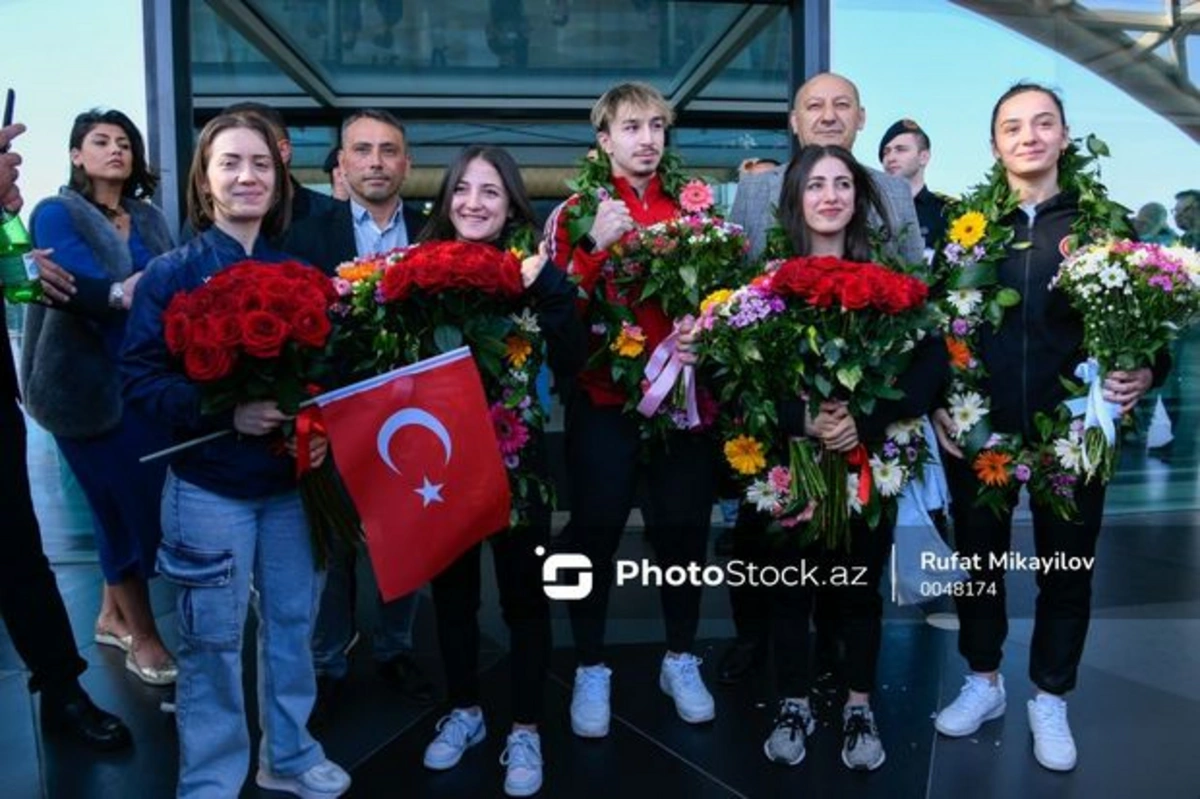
[937,135,1132,518]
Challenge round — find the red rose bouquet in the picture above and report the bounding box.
[700,256,935,549]
[162,259,358,564]
[330,238,552,526]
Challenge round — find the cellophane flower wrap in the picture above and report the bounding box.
[699,255,935,549]
[587,179,751,438]
[329,239,552,527]
[161,260,359,565]
[1044,239,1200,482]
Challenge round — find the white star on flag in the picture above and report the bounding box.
[414,476,445,507]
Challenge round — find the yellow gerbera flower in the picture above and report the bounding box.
[949,211,987,249]
[505,335,533,368]
[724,435,766,476]
[610,323,646,358]
[700,288,734,315]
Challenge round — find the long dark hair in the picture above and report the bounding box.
[419,145,538,248]
[777,144,885,261]
[68,109,159,204]
[185,112,293,240]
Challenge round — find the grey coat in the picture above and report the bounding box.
[19,188,172,438]
[729,163,926,265]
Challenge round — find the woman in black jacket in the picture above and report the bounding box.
[760,144,948,774]
[416,145,585,798]
[931,83,1155,773]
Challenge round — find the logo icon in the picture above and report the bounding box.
[537,546,594,600]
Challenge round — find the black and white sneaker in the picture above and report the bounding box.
[763,698,815,766]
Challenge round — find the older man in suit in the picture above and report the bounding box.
[718,72,927,687]
[730,72,925,264]
[285,109,433,728]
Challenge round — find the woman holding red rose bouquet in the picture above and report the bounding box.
[415,145,585,798]
[750,146,948,773]
[121,112,350,799]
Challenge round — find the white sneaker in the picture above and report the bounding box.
[500,729,543,796]
[423,708,486,770]
[570,665,612,738]
[1027,694,1077,771]
[255,759,351,799]
[659,653,715,724]
[934,673,1006,737]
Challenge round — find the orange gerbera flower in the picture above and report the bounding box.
[973,450,1012,487]
[505,335,533,368]
[946,336,972,370]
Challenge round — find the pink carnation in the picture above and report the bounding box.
[490,404,530,456]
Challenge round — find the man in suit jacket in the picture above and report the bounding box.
[730,72,925,265]
[284,109,433,726]
[719,73,927,687]
[0,120,131,751]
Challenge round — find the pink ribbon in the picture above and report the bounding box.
[636,317,700,428]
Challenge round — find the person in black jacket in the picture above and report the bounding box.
[416,145,585,798]
[931,83,1157,773]
[0,119,131,751]
[285,109,434,727]
[760,145,948,773]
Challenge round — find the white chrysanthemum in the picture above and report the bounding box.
[510,308,541,335]
[870,456,906,497]
[747,480,781,513]
[884,418,923,445]
[846,474,863,513]
[949,392,988,431]
[1098,264,1127,289]
[947,289,983,317]
[1054,437,1084,473]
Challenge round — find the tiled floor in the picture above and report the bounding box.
[4,334,1200,797]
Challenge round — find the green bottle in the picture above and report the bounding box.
[0,209,41,304]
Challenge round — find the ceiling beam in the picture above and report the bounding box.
[204,0,337,107]
[669,5,784,112]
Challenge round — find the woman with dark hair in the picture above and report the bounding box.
[19,108,176,686]
[759,144,947,772]
[122,112,350,798]
[417,145,584,797]
[931,83,1156,773]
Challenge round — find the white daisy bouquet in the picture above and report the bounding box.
[1049,239,1200,480]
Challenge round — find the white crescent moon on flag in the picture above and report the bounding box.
[376,408,453,475]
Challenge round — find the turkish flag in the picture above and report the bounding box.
[315,347,511,600]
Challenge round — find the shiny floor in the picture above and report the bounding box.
[3,409,1200,799]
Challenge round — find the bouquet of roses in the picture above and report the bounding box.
[581,179,750,439]
[1047,239,1200,482]
[330,239,552,526]
[161,260,359,564]
[701,256,935,548]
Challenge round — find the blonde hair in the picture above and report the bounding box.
[590,82,675,133]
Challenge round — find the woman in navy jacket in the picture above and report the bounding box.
[122,111,350,799]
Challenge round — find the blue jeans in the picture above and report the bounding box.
[158,471,326,798]
[311,535,418,679]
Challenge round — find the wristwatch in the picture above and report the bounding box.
[579,233,598,254]
[108,281,126,309]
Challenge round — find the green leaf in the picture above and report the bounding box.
[1085,133,1111,158]
[836,365,863,392]
[433,324,463,353]
[952,263,997,289]
[679,265,698,292]
[814,373,832,397]
[996,288,1021,308]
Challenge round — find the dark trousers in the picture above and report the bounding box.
[562,395,716,665]
[943,453,1105,695]
[729,508,840,658]
[771,518,892,697]
[431,515,551,725]
[0,399,87,693]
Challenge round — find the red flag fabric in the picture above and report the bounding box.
[315,347,511,600]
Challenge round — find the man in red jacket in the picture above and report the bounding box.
[545,82,717,738]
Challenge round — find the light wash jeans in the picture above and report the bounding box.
[158,471,326,798]
[312,534,418,679]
